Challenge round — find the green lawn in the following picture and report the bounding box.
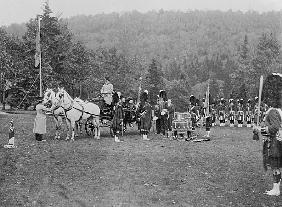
[0,113,281,207]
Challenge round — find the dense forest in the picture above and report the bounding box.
[1,4,282,110]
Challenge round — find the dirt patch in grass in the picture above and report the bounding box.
[0,114,282,206]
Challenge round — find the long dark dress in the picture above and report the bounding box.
[262,108,282,170]
[139,102,152,134]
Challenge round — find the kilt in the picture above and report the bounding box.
[263,138,282,170]
[140,103,152,133]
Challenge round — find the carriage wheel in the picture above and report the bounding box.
[85,119,94,136]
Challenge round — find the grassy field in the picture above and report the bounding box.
[0,113,282,207]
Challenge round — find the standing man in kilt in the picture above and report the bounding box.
[112,92,124,142]
[159,90,168,136]
[138,90,152,140]
[246,99,253,127]
[253,73,282,196]
[237,99,244,127]
[229,99,235,127]
[167,99,175,138]
[154,97,161,134]
[218,98,226,126]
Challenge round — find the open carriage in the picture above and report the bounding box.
[84,96,117,137]
[84,95,138,137]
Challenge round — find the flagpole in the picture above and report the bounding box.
[38,16,42,97]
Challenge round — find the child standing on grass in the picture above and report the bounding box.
[33,97,48,141]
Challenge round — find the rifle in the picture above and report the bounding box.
[253,75,263,141]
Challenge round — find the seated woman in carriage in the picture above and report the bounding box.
[100,76,114,118]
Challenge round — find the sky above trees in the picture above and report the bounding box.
[1,0,282,26]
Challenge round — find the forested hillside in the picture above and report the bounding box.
[2,8,282,110]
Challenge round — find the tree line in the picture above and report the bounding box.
[1,4,282,111]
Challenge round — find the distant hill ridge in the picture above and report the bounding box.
[3,10,282,60]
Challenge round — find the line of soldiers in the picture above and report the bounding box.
[189,96,268,128]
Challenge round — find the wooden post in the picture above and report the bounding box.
[38,16,42,97]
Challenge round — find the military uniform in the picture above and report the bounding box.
[211,107,217,126]
[237,99,244,127]
[167,100,175,137]
[246,100,252,127]
[112,101,124,137]
[159,90,169,136]
[218,99,226,126]
[228,99,235,127]
[253,73,282,196]
[138,91,152,140]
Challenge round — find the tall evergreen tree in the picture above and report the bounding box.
[146,59,164,104]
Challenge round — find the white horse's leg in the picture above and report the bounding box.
[55,116,62,139]
[57,116,62,139]
[54,116,59,139]
[65,119,71,140]
[71,120,76,141]
[96,117,100,139]
[75,122,79,137]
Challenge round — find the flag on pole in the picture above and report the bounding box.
[205,80,210,116]
[34,17,41,68]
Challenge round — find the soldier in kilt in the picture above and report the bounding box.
[204,103,212,138]
[112,93,124,142]
[167,99,175,138]
[154,98,161,134]
[253,73,282,196]
[211,106,217,126]
[237,99,244,127]
[246,99,252,127]
[159,90,168,136]
[138,90,152,140]
[229,99,235,127]
[218,98,226,126]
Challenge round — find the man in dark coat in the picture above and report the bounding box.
[253,73,282,196]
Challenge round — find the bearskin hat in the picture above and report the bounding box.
[140,90,148,103]
[239,98,244,105]
[105,76,110,81]
[159,90,167,101]
[190,95,196,105]
[229,99,234,103]
[262,73,282,108]
[220,98,225,104]
[247,99,251,104]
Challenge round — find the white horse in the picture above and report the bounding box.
[55,87,100,141]
[43,88,67,139]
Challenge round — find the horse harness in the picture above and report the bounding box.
[63,100,99,122]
